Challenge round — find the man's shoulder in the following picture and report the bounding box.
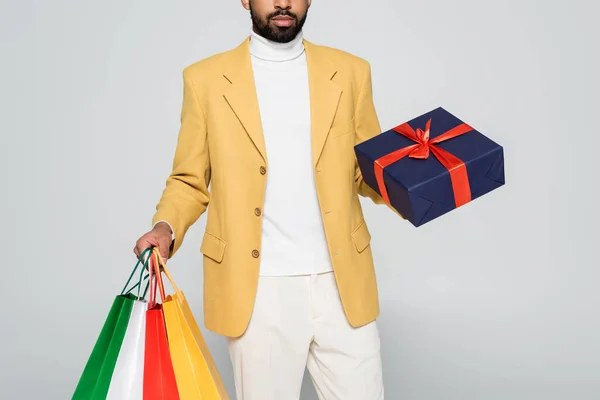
[181,48,236,78]
[310,41,370,66]
[179,37,372,81]
[180,39,249,81]
[305,40,372,85]
[305,40,371,79]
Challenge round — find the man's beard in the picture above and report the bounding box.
[249,5,307,43]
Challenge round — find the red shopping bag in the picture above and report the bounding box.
[143,252,180,400]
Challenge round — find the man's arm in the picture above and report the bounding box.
[353,61,405,219]
[150,67,211,257]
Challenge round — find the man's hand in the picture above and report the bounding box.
[134,222,173,262]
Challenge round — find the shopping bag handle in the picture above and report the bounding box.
[121,247,152,299]
[148,250,167,308]
[129,250,151,300]
[150,247,183,297]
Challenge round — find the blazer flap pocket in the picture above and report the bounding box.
[351,219,371,253]
[200,231,227,263]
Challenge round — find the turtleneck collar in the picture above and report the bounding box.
[249,29,305,62]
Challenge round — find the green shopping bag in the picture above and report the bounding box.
[72,248,151,400]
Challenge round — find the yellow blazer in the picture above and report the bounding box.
[152,36,401,338]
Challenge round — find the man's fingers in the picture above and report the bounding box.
[134,242,148,257]
[159,241,170,263]
[133,230,171,267]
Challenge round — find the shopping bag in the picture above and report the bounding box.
[143,251,180,400]
[106,292,148,399]
[73,248,151,400]
[151,248,230,400]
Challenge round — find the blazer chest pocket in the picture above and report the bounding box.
[330,116,355,139]
[351,219,371,253]
[200,231,227,263]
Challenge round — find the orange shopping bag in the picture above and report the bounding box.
[150,249,229,400]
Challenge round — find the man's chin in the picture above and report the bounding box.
[264,27,297,42]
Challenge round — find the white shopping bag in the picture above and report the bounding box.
[106,299,148,399]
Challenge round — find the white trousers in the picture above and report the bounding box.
[227,271,384,400]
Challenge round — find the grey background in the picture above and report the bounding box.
[1,0,598,399]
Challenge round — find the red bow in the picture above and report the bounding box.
[374,119,474,207]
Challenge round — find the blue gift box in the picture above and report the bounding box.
[354,107,505,227]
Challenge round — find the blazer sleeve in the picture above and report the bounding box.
[152,68,211,256]
[353,61,406,219]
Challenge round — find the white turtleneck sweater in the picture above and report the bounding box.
[249,30,333,277]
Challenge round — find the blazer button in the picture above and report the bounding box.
[252,249,260,258]
[254,207,261,216]
[259,166,267,175]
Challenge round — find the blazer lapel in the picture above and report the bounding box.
[223,37,267,163]
[304,40,342,167]
[222,37,341,168]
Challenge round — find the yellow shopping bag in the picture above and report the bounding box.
[150,249,230,400]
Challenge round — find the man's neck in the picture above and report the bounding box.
[249,29,305,62]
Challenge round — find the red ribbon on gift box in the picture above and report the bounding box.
[374,118,474,207]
